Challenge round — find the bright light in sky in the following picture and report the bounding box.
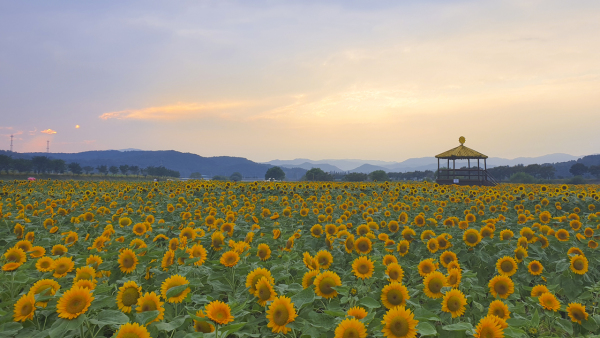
[1,1,599,161]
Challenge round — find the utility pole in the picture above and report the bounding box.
[47,140,50,153]
[10,134,13,152]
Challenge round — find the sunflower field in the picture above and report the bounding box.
[1,179,599,338]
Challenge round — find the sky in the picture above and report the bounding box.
[1,0,599,163]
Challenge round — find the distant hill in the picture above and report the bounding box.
[1,150,307,179]
[349,164,390,174]
[277,162,343,173]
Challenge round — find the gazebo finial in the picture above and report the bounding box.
[459,136,465,145]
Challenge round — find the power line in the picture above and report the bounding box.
[10,134,13,152]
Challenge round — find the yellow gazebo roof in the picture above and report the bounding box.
[435,137,488,159]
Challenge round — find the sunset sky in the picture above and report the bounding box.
[1,0,599,162]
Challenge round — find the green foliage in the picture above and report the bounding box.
[368,170,389,182]
[230,172,243,182]
[304,167,332,181]
[265,166,285,180]
[508,172,537,183]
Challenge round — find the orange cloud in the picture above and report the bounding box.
[41,129,57,134]
[99,102,254,121]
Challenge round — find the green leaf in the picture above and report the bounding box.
[0,323,22,338]
[555,259,570,273]
[136,310,160,325]
[555,318,573,335]
[358,297,380,309]
[220,322,246,335]
[153,316,187,332]
[416,322,437,336]
[506,318,529,327]
[324,310,346,317]
[290,288,315,309]
[88,310,130,327]
[442,322,473,331]
[503,326,527,338]
[582,317,599,332]
[414,308,440,321]
[332,286,350,294]
[531,309,539,327]
[166,284,189,299]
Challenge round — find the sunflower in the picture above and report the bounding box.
[30,246,45,258]
[539,211,551,224]
[136,292,165,324]
[527,260,543,276]
[161,250,175,271]
[555,229,569,242]
[474,315,503,338]
[417,259,438,277]
[36,257,54,272]
[570,255,588,274]
[29,279,60,307]
[257,243,271,261]
[355,237,372,255]
[334,318,367,338]
[386,263,404,282]
[381,282,409,309]
[266,296,297,334]
[539,292,560,311]
[499,229,514,240]
[423,272,446,299]
[115,322,151,338]
[314,271,342,299]
[13,293,36,322]
[211,231,225,251]
[344,236,355,253]
[246,267,275,294]
[303,252,317,270]
[206,300,234,325]
[53,256,75,278]
[488,275,514,299]
[381,306,418,338]
[401,227,416,241]
[188,244,207,266]
[488,300,510,320]
[463,229,482,247]
[220,250,240,267]
[254,276,277,306]
[514,247,528,263]
[316,250,334,269]
[352,256,374,280]
[440,251,457,268]
[193,310,215,333]
[161,274,190,303]
[446,268,462,288]
[302,270,320,289]
[311,224,323,238]
[566,303,588,324]
[4,247,26,264]
[117,281,141,313]
[441,289,467,318]
[495,256,518,277]
[397,240,409,256]
[57,286,94,319]
[132,223,147,236]
[118,217,132,227]
[347,306,368,320]
[118,248,138,274]
[531,285,549,297]
[426,238,439,253]
[382,254,398,266]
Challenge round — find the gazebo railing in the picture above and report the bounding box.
[437,168,498,185]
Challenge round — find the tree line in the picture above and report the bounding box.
[487,163,600,181]
[0,155,180,178]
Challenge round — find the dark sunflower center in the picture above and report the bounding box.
[531,264,540,272]
[493,308,505,318]
[573,260,584,270]
[447,274,457,285]
[446,296,461,311]
[571,309,584,320]
[122,288,139,306]
[516,251,524,260]
[40,260,51,268]
[422,265,433,274]
[389,316,409,337]
[342,328,359,338]
[122,257,133,268]
[357,264,370,275]
[36,285,53,296]
[399,245,408,253]
[273,306,289,326]
[20,302,33,315]
[428,278,443,293]
[357,241,369,252]
[495,282,508,295]
[258,249,267,258]
[500,261,513,273]
[389,269,399,280]
[318,277,336,295]
[55,263,69,274]
[67,295,87,314]
[480,326,496,338]
[258,285,271,300]
[319,257,329,266]
[313,229,322,235]
[195,321,213,333]
[141,300,157,312]
[466,234,478,243]
[387,289,404,305]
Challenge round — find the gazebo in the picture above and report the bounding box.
[435,137,499,186]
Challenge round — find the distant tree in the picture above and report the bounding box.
[304,168,332,181]
[32,156,51,173]
[109,166,119,175]
[509,172,536,184]
[68,162,83,175]
[539,165,556,180]
[83,166,94,175]
[50,159,66,174]
[11,159,32,173]
[0,154,11,173]
[140,168,148,176]
[369,170,389,182]
[212,175,229,181]
[230,172,243,182]
[589,165,600,179]
[265,166,286,181]
[344,172,368,182]
[129,166,140,176]
[96,165,108,176]
[119,165,130,176]
[146,166,180,178]
[569,163,588,176]
[189,172,202,179]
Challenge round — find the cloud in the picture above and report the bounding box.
[41,129,57,134]
[99,102,255,121]
[29,127,37,135]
